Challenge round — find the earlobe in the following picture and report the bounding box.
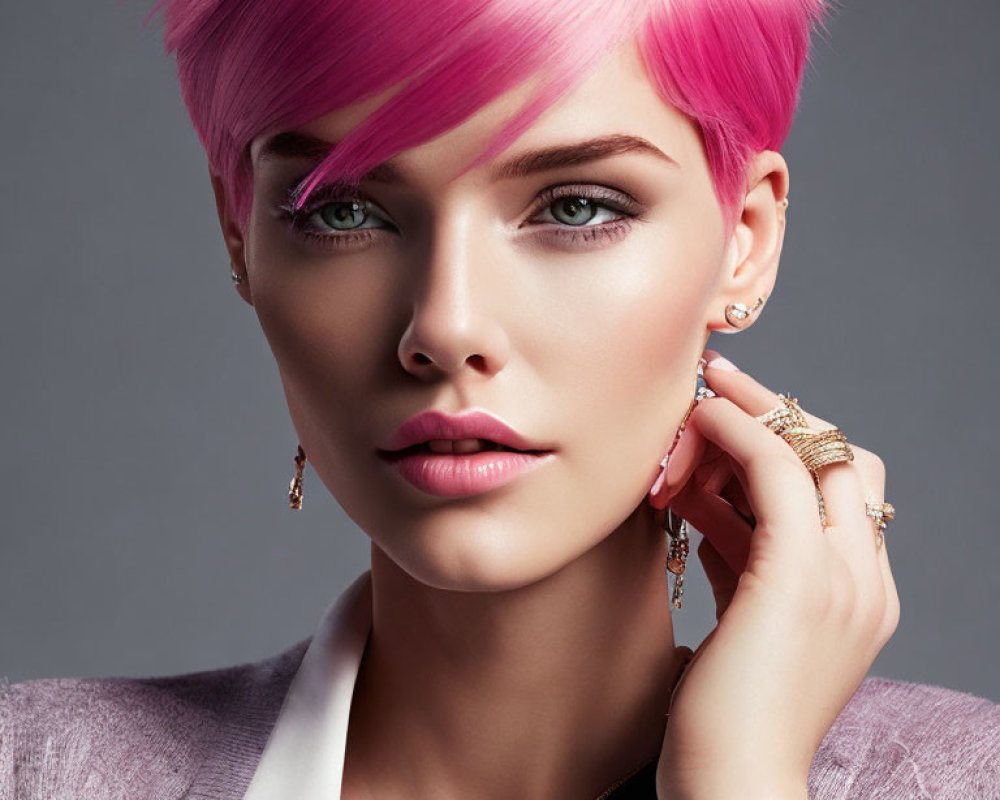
[708,150,789,334]
[209,170,254,306]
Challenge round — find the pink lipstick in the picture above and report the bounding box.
[377,409,556,498]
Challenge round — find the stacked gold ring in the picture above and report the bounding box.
[782,427,854,473]
[755,394,855,527]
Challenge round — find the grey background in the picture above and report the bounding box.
[2,1,998,702]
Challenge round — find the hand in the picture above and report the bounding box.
[649,350,900,799]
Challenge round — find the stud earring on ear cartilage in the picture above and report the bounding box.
[288,444,306,510]
[724,294,767,329]
[663,506,689,609]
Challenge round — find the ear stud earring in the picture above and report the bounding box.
[288,444,307,510]
[724,294,767,330]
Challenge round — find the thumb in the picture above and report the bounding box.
[697,536,739,620]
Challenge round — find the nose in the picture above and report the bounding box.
[397,218,511,381]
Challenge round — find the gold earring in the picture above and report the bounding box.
[288,444,306,510]
[724,294,767,329]
[664,506,690,609]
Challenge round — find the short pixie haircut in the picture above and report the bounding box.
[150,0,830,238]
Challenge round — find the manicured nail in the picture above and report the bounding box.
[649,465,667,498]
[706,353,739,372]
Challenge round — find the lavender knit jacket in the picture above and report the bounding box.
[2,637,998,799]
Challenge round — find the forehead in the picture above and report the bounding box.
[251,40,704,186]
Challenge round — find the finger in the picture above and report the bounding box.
[702,350,837,436]
[701,350,862,539]
[700,453,735,495]
[720,466,755,527]
[853,447,889,553]
[685,395,821,553]
[701,351,825,525]
[650,413,708,509]
[697,456,756,528]
[704,352,895,631]
[813,460,884,596]
[697,536,739,620]
[849,447,900,641]
[670,479,753,574]
[701,350,783,418]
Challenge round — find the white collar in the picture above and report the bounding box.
[243,570,372,800]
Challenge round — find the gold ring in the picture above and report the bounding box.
[781,426,854,472]
[756,395,808,434]
[865,501,895,550]
[755,394,855,526]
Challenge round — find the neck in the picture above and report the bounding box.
[343,505,686,800]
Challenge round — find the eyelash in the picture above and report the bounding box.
[276,183,644,250]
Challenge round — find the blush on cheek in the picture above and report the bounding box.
[559,233,721,488]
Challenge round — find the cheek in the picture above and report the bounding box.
[241,190,726,591]
[246,222,396,467]
[535,225,721,441]
[524,221,724,531]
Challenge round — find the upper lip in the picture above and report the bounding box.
[379,409,554,453]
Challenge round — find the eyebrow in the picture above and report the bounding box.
[256,131,679,183]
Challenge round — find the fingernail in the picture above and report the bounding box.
[706,353,739,372]
[649,464,667,498]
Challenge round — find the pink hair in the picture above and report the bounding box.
[148,0,831,238]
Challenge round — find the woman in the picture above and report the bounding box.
[3,0,997,798]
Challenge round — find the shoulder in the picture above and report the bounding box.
[808,675,1000,800]
[0,638,310,800]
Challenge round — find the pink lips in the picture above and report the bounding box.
[377,409,556,498]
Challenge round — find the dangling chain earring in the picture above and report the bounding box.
[657,293,762,607]
[664,506,690,609]
[652,357,714,610]
[288,444,307,510]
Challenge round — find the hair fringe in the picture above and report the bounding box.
[143,0,834,237]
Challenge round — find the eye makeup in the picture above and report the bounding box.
[273,179,648,251]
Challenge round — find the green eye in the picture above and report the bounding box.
[550,197,598,226]
[318,201,368,230]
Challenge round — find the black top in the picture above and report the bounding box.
[597,757,657,799]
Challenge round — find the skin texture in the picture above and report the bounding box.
[651,357,899,799]
[210,39,897,800]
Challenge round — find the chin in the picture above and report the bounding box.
[374,513,583,594]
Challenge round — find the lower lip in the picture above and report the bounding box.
[381,450,556,498]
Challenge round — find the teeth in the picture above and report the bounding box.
[424,439,513,454]
[426,438,488,454]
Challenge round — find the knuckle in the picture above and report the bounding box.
[860,590,889,637]
[748,450,814,498]
[869,453,887,482]
[882,592,901,640]
[851,447,887,481]
[879,578,902,642]
[752,436,806,472]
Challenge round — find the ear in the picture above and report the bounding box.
[209,170,254,306]
[707,150,789,334]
